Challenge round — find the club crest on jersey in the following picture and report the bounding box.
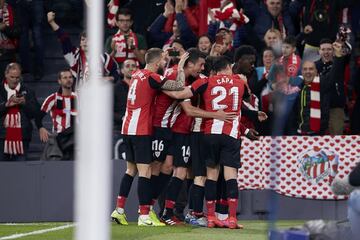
[184,156,189,163]
[217,77,233,85]
[297,146,339,185]
[154,151,161,158]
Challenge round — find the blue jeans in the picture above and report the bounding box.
[348,189,360,240]
[19,0,44,73]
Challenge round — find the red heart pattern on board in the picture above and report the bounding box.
[237,136,360,200]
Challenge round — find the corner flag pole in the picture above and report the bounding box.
[75,1,113,240]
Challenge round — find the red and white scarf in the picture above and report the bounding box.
[107,0,119,28]
[112,30,139,64]
[0,3,17,50]
[309,76,321,132]
[279,53,301,78]
[212,1,249,32]
[3,81,23,155]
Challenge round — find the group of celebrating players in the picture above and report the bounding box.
[111,47,266,229]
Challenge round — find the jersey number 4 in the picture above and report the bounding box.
[211,86,239,111]
[128,79,138,105]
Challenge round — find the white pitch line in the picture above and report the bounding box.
[0,223,74,240]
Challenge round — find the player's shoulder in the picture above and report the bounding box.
[164,65,178,79]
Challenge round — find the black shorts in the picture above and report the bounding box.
[171,132,191,168]
[190,132,206,176]
[152,127,173,162]
[203,134,241,169]
[123,135,152,164]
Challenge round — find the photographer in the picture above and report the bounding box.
[0,63,41,161]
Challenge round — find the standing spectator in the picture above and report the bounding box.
[148,0,197,50]
[18,0,44,80]
[296,42,346,135]
[47,11,120,91]
[37,69,77,160]
[279,36,301,77]
[0,0,19,80]
[289,0,351,61]
[315,38,346,135]
[242,0,295,41]
[263,28,283,58]
[105,8,147,66]
[113,59,137,160]
[0,63,41,161]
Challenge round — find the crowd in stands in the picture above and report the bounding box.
[0,0,358,156]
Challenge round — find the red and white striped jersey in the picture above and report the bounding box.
[170,99,194,134]
[153,66,177,128]
[121,69,166,135]
[191,74,246,139]
[41,92,77,133]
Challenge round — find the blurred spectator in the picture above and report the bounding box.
[255,47,275,112]
[47,12,120,90]
[18,0,44,80]
[279,35,301,77]
[296,42,346,135]
[207,0,249,48]
[289,0,351,61]
[268,64,302,135]
[264,28,283,58]
[105,8,147,65]
[113,59,137,160]
[148,0,197,50]
[0,0,19,80]
[37,69,77,160]
[242,0,295,42]
[197,34,212,55]
[0,63,41,161]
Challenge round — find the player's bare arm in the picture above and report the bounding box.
[180,101,237,123]
[161,52,189,91]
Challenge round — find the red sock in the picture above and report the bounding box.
[139,205,150,215]
[206,200,216,217]
[227,198,238,218]
[116,196,126,209]
[165,200,175,209]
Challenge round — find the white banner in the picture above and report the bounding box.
[238,135,360,200]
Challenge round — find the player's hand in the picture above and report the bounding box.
[246,128,259,140]
[177,52,189,71]
[47,12,56,24]
[304,25,313,34]
[215,109,237,123]
[257,111,268,122]
[39,127,50,143]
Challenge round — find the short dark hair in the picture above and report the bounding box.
[116,8,133,20]
[234,45,256,63]
[283,35,297,47]
[198,34,212,44]
[203,56,217,76]
[145,48,163,64]
[58,69,72,79]
[171,38,184,48]
[80,31,87,39]
[319,38,333,46]
[213,56,232,73]
[185,48,207,66]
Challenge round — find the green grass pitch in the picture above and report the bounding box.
[0,220,304,240]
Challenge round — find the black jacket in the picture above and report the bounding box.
[0,84,41,141]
